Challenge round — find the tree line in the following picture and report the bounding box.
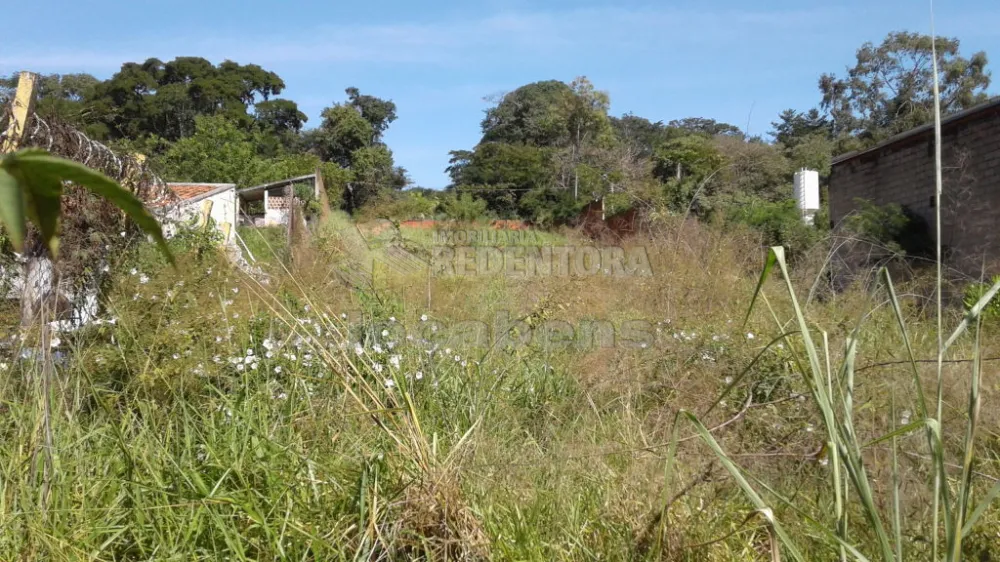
[1,31,991,247]
[0,58,405,212]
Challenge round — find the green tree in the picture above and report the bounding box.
[345,145,408,211]
[560,77,613,199]
[345,87,397,143]
[481,80,575,146]
[0,73,99,127]
[85,57,288,142]
[253,99,308,156]
[254,99,307,135]
[446,143,555,216]
[305,104,373,166]
[441,193,489,221]
[610,114,675,160]
[158,116,266,186]
[652,135,723,183]
[820,31,991,141]
[770,109,831,147]
[667,117,744,138]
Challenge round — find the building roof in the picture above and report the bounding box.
[832,97,1000,166]
[238,174,317,201]
[166,183,236,204]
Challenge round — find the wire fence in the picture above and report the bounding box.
[1,107,177,208]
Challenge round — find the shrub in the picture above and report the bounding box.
[726,197,823,259]
[441,193,489,222]
[964,274,1000,322]
[518,187,582,227]
[356,190,441,222]
[841,199,934,257]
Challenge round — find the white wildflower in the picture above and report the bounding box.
[389,355,401,369]
[274,366,282,374]
[384,378,395,389]
[415,371,423,380]
[139,274,149,284]
[420,314,428,322]
[746,332,755,340]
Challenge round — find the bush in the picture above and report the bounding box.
[518,187,582,227]
[964,274,1000,322]
[441,193,489,222]
[841,199,934,257]
[725,197,823,258]
[356,190,441,222]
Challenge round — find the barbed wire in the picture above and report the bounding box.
[1,107,178,209]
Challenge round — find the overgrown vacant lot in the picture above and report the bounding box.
[2,216,998,561]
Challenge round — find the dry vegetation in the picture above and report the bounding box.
[1,211,997,561]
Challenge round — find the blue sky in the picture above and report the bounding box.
[3,0,998,188]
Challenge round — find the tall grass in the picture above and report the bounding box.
[654,11,1000,559]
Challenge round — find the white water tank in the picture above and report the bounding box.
[793,169,820,224]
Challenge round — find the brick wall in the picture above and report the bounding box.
[829,101,1000,273]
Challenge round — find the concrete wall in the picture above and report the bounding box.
[829,102,1000,272]
[165,188,238,244]
[265,208,289,226]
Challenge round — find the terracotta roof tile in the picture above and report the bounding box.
[168,184,221,200]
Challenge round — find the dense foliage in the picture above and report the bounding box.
[1,58,408,213]
[1,30,990,239]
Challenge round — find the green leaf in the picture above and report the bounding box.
[2,152,63,257]
[743,246,779,327]
[678,410,808,561]
[0,168,26,251]
[10,150,174,266]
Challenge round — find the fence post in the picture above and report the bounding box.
[1,71,39,154]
